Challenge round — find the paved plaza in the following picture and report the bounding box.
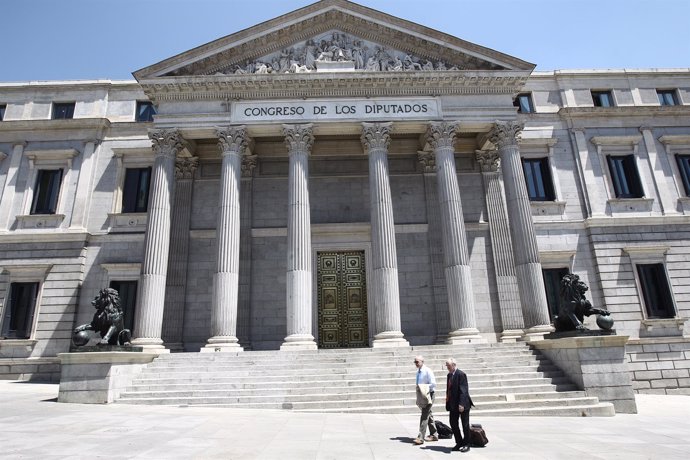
[1,380,688,459]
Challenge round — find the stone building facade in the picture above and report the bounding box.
[0,0,689,393]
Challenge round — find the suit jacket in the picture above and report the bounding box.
[445,368,474,412]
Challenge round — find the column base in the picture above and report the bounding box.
[500,329,524,343]
[372,331,409,348]
[446,328,485,344]
[201,336,244,353]
[164,342,185,353]
[523,324,555,342]
[129,338,170,354]
[280,334,317,351]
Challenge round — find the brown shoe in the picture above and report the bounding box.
[425,435,438,442]
[413,438,424,445]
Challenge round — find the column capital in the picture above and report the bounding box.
[149,129,185,159]
[217,125,251,155]
[426,121,458,151]
[283,124,314,154]
[475,149,500,172]
[175,156,199,180]
[417,151,436,173]
[488,120,523,149]
[241,154,258,177]
[361,122,392,153]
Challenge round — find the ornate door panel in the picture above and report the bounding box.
[317,251,368,348]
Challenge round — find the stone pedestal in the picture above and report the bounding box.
[531,334,637,413]
[57,352,158,404]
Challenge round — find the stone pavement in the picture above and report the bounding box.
[1,381,688,459]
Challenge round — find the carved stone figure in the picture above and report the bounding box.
[72,288,132,346]
[218,32,455,75]
[554,274,612,332]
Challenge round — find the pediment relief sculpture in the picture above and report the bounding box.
[212,31,464,76]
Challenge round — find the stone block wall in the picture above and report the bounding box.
[626,338,690,395]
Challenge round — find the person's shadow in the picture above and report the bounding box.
[389,437,454,452]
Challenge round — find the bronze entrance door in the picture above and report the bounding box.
[317,251,368,348]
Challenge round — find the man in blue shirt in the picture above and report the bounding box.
[413,355,438,445]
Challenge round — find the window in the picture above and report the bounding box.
[591,90,614,107]
[606,154,644,198]
[1,282,39,339]
[542,268,569,320]
[121,167,151,213]
[135,101,156,122]
[513,93,535,113]
[30,169,63,214]
[51,102,75,120]
[109,280,137,332]
[0,104,6,121]
[657,89,679,106]
[637,264,675,319]
[675,155,690,196]
[522,158,556,201]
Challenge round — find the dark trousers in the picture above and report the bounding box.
[449,409,471,447]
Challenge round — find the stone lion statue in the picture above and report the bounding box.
[73,288,132,346]
[554,274,611,332]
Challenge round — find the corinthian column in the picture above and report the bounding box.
[202,126,250,352]
[426,122,482,343]
[361,123,409,348]
[132,129,183,351]
[476,149,524,342]
[281,124,317,350]
[488,121,552,337]
[162,156,198,351]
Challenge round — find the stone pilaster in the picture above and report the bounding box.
[70,140,100,229]
[132,129,183,352]
[0,142,27,231]
[162,156,198,351]
[203,126,250,352]
[237,153,257,349]
[426,122,481,343]
[488,121,552,337]
[476,149,524,342]
[362,122,409,348]
[281,124,317,350]
[418,151,448,344]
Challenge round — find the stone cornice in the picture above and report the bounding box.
[559,105,690,119]
[139,71,530,102]
[0,118,111,143]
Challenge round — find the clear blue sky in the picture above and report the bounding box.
[1,0,688,82]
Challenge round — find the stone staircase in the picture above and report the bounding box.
[115,342,615,416]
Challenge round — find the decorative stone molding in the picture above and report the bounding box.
[217,126,251,155]
[241,155,258,178]
[175,156,199,180]
[361,122,392,152]
[149,129,184,159]
[283,124,314,153]
[16,214,65,230]
[417,151,435,173]
[426,122,457,150]
[488,121,523,149]
[475,149,500,172]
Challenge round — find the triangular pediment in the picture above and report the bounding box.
[134,0,534,80]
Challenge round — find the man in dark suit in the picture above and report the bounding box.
[445,357,473,453]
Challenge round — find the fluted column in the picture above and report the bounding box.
[476,149,524,342]
[203,126,249,352]
[418,151,448,344]
[362,122,409,348]
[488,121,552,337]
[237,154,257,349]
[426,122,482,343]
[281,124,317,350]
[162,156,198,351]
[132,129,183,351]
